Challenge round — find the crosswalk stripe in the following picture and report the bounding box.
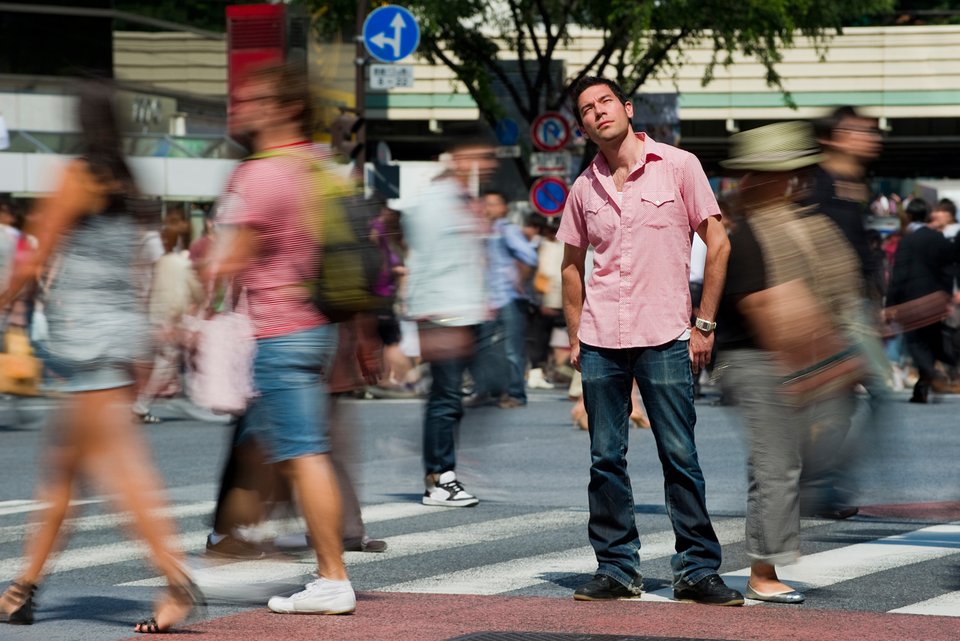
[360,501,440,523]
[889,591,960,616]
[0,499,103,517]
[0,530,209,582]
[374,517,746,597]
[0,502,216,545]
[721,522,960,586]
[120,508,591,589]
[0,500,462,583]
[3,495,958,617]
[699,522,960,608]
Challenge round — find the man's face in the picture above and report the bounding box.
[483,193,508,220]
[930,209,954,230]
[450,145,497,183]
[576,84,633,145]
[230,78,291,138]
[826,116,881,161]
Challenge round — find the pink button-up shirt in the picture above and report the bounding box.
[557,133,720,349]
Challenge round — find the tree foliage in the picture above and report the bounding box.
[308,0,893,129]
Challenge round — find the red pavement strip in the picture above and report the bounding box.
[119,592,959,641]
[858,501,960,521]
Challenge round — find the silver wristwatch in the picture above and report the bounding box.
[694,317,717,333]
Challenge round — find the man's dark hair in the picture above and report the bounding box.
[569,76,628,127]
[906,197,930,223]
[482,189,507,203]
[935,198,957,221]
[812,105,862,142]
[245,61,312,138]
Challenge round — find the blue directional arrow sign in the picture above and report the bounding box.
[363,5,421,63]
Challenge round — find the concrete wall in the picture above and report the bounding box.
[0,153,236,200]
[113,31,227,97]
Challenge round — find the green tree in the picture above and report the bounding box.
[308,0,893,181]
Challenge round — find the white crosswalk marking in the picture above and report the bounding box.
[0,499,103,517]
[718,522,960,609]
[890,591,960,616]
[121,508,591,588]
[1,497,959,617]
[0,502,216,545]
[376,517,746,597]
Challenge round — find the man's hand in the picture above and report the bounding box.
[688,328,714,374]
[570,342,582,372]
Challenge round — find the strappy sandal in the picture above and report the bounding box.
[134,411,162,424]
[0,580,38,625]
[134,578,205,634]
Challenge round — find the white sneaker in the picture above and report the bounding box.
[422,470,479,507]
[526,368,554,390]
[267,577,356,614]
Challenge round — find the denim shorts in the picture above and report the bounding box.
[241,325,337,464]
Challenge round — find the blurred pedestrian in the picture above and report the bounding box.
[886,198,960,402]
[560,77,741,606]
[717,121,863,604]
[213,62,355,615]
[471,190,538,408]
[0,81,199,633]
[133,224,204,423]
[931,198,959,241]
[797,106,891,519]
[402,136,494,507]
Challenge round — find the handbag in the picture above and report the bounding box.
[186,287,256,415]
[417,320,474,362]
[0,326,42,396]
[881,290,951,337]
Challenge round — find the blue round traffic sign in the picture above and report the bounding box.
[363,5,421,63]
[530,177,569,217]
[494,119,520,146]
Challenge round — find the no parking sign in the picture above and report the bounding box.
[530,176,569,216]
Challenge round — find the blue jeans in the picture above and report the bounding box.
[242,325,336,464]
[424,349,472,475]
[471,300,528,402]
[500,300,529,402]
[580,340,721,588]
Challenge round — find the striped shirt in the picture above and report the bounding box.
[218,143,326,339]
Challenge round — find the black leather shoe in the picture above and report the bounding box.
[344,536,388,553]
[673,574,744,606]
[814,505,859,520]
[573,574,642,601]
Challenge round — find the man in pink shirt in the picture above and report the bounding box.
[558,77,740,606]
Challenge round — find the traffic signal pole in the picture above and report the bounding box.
[354,0,368,172]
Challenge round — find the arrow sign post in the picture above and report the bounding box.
[363,5,421,63]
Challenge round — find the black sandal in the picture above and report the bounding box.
[0,580,38,625]
[134,579,205,634]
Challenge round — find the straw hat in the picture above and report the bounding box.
[721,121,823,172]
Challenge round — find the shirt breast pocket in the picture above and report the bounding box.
[584,197,618,244]
[639,191,681,229]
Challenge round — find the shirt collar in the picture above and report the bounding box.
[589,132,664,178]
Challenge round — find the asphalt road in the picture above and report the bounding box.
[0,387,958,641]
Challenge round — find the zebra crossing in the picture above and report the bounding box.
[2,494,958,619]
